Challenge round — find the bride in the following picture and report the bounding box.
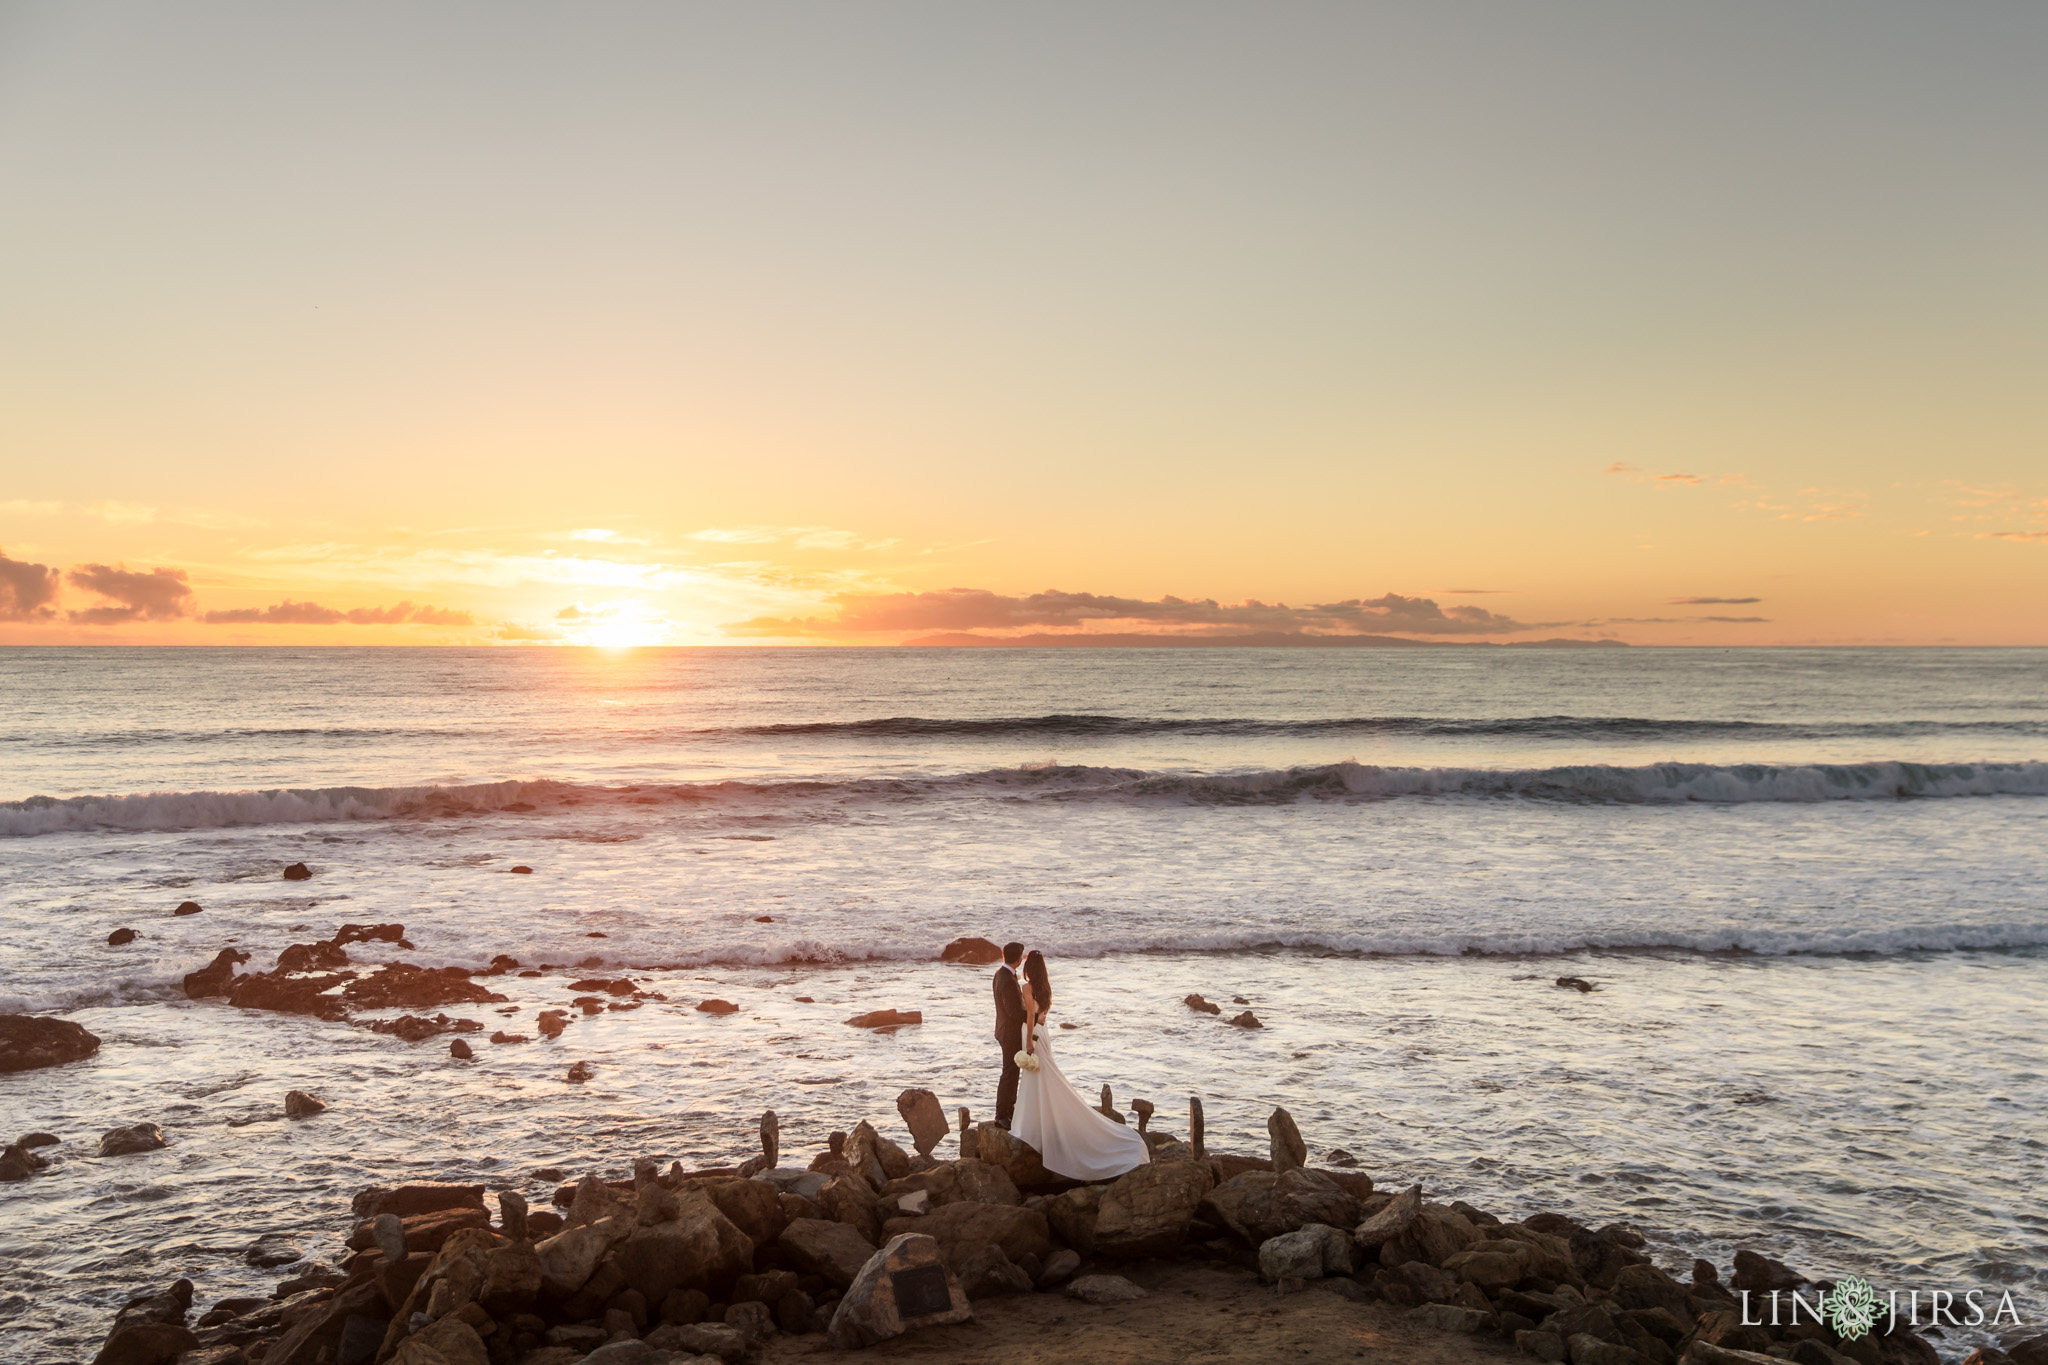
[1011,949,1151,1181]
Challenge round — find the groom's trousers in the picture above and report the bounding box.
[994,1029,1022,1127]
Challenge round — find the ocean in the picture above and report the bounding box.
[2,646,2044,1361]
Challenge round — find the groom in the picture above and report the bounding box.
[992,941,1027,1129]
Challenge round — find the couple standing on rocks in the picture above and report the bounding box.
[989,941,1151,1183]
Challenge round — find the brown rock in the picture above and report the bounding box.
[845,1008,922,1029]
[0,1014,103,1073]
[777,1217,878,1290]
[966,1123,1055,1189]
[881,1200,1051,1267]
[1612,1263,1694,1320]
[1190,1096,1205,1159]
[1353,1183,1423,1249]
[700,1177,789,1248]
[535,1010,569,1038]
[174,901,204,915]
[276,940,350,973]
[1201,1167,1359,1246]
[341,964,506,1012]
[283,1090,326,1118]
[1184,993,1222,1015]
[353,1182,486,1219]
[1378,1202,1481,1269]
[346,1206,490,1256]
[390,1315,488,1365]
[1093,1155,1215,1258]
[282,863,312,880]
[99,1123,168,1156]
[449,1038,473,1060]
[825,1231,971,1349]
[939,937,1003,965]
[1690,1310,1774,1355]
[1268,1107,1307,1173]
[612,1190,755,1301]
[1730,1248,1807,1293]
[563,1061,593,1083]
[90,1279,195,1365]
[181,948,251,1000]
[1228,1010,1263,1028]
[696,999,739,1015]
[108,928,140,946]
[896,1088,948,1157]
[332,923,404,946]
[953,1243,1034,1299]
[488,1031,526,1045]
[261,1275,387,1365]
[818,1173,885,1244]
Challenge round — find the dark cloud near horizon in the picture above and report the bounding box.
[0,549,60,621]
[1670,596,1761,605]
[202,600,473,626]
[731,587,1537,638]
[67,563,193,623]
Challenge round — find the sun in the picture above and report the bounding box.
[582,617,670,648]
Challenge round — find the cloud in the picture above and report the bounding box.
[555,602,616,622]
[1699,616,1770,623]
[87,501,158,524]
[0,549,61,621]
[1983,531,2048,544]
[730,587,1539,639]
[1656,473,1703,486]
[66,563,193,623]
[568,529,620,541]
[0,500,63,516]
[1670,596,1761,605]
[201,600,474,626]
[1603,462,1640,477]
[495,623,567,641]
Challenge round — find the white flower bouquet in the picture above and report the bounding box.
[1014,1049,1041,1073]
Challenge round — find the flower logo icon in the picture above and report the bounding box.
[1826,1275,1881,1341]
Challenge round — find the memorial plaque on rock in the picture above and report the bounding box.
[890,1263,952,1318]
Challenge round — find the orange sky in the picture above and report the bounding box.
[2,3,2044,647]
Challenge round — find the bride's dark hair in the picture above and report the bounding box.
[1023,949,1052,1013]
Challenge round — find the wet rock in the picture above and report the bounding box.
[227,971,351,1021]
[1066,1274,1148,1305]
[1184,992,1222,1014]
[1093,1156,1215,1259]
[282,863,313,881]
[536,1010,569,1038]
[510,865,533,874]
[332,923,405,946]
[1730,1248,1807,1293]
[174,901,204,916]
[488,1031,527,1044]
[695,999,739,1015]
[108,927,141,946]
[352,1181,487,1220]
[777,1218,879,1290]
[564,1061,594,1083]
[244,1235,305,1269]
[895,1089,947,1156]
[341,964,506,1012]
[939,937,1003,965]
[569,977,637,995]
[1268,1107,1307,1173]
[182,949,251,999]
[845,1008,922,1029]
[826,1231,972,1349]
[276,941,350,973]
[0,1142,50,1182]
[448,1039,473,1060]
[2006,1338,2048,1365]
[1556,977,1595,992]
[1,1014,104,1072]
[284,1090,326,1118]
[91,1278,196,1365]
[18,1132,59,1148]
[1201,1167,1359,1246]
[1259,1224,1357,1283]
[100,1123,169,1156]
[1228,1010,1262,1028]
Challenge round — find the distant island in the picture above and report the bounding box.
[904,632,1628,648]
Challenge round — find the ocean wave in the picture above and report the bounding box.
[6,759,2046,834]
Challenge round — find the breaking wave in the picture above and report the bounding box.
[5,758,2047,834]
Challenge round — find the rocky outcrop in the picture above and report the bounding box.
[352,1181,486,1220]
[1184,993,1222,1014]
[1260,1223,1357,1283]
[777,1217,877,1289]
[844,1008,922,1029]
[282,862,312,880]
[99,1123,168,1156]
[1092,1155,1215,1258]
[284,1090,326,1118]
[880,1199,1051,1267]
[90,1279,195,1365]
[938,937,1002,965]
[108,927,140,945]
[1202,1167,1360,1246]
[0,1014,101,1072]
[181,949,250,999]
[1268,1106,1307,1172]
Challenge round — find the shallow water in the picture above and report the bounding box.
[2,647,2045,1362]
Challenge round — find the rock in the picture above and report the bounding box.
[1066,1274,1148,1305]
[100,1123,168,1156]
[1570,1334,1652,1365]
[91,1282,197,1365]
[284,1090,326,1118]
[108,927,141,945]
[777,1218,878,1289]
[1228,1010,1262,1028]
[1,1014,103,1072]
[896,1089,948,1156]
[845,1008,922,1029]
[1682,1346,1792,1365]
[353,1182,487,1219]
[645,1321,746,1360]
[726,1298,779,1346]
[1259,1224,1357,1283]
[488,1032,525,1044]
[1556,977,1595,992]
[953,1243,1034,1299]
[700,1176,789,1247]
[1,1142,49,1182]
[1730,1249,1806,1293]
[346,1206,490,1257]
[1184,993,1222,1014]
[1190,1096,1205,1159]
[1411,1303,1499,1334]
[535,1010,569,1038]
[390,1315,487,1365]
[611,1189,755,1302]
[1202,1167,1359,1246]
[181,948,251,999]
[533,1215,627,1296]
[1444,1241,1536,1291]
[1132,1098,1155,1131]
[244,1235,305,1269]
[276,940,350,973]
[1521,1331,1570,1362]
[2007,1339,2048,1365]
[939,937,1003,965]
[826,1231,973,1349]
[17,1132,58,1148]
[449,1039,472,1060]
[174,901,204,915]
[966,1122,1054,1188]
[340,964,506,1013]
[882,1199,1051,1267]
[1689,1310,1773,1355]
[759,1109,780,1167]
[1093,1156,1215,1258]
[496,1191,528,1242]
[1378,1202,1481,1269]
[563,1061,594,1083]
[1268,1107,1307,1173]
[1611,1263,1693,1319]
[509,865,533,874]
[371,1214,407,1262]
[1037,1248,1081,1287]
[695,999,739,1015]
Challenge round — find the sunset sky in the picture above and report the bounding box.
[2,2,2043,647]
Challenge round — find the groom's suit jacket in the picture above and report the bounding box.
[992,964,1026,1050]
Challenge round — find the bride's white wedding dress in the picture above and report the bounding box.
[1012,1023,1151,1181]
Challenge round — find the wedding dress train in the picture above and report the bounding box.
[1011,1025,1151,1181]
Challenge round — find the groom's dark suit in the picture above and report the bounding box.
[992,962,1026,1127]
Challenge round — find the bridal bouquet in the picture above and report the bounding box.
[1014,1049,1041,1073]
